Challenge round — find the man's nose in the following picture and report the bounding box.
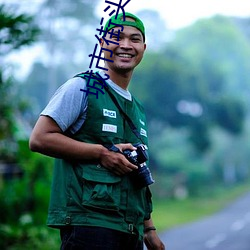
[119,38,132,49]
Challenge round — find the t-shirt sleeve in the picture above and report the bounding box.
[41,77,87,133]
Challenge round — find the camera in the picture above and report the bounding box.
[123,143,155,188]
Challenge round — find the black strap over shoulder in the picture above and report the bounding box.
[104,85,142,141]
[74,71,144,144]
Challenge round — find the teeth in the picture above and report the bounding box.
[118,54,132,58]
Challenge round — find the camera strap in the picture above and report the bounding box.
[104,85,144,143]
[74,71,144,144]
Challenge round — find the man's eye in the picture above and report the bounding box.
[110,35,120,40]
[132,38,141,42]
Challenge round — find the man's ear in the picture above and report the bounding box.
[99,37,104,47]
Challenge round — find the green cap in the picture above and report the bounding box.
[104,12,145,41]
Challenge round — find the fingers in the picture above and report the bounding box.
[100,145,138,175]
[115,143,137,152]
[110,153,138,174]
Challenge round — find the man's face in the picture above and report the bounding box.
[101,25,146,74]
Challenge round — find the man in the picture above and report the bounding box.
[29,12,165,250]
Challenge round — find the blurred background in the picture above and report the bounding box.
[1,0,250,249]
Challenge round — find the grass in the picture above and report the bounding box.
[151,183,250,232]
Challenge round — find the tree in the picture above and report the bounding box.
[19,0,102,111]
[0,4,39,56]
[174,15,250,103]
[0,3,39,161]
[129,15,250,195]
[35,0,100,100]
[132,15,249,153]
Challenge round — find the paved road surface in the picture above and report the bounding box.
[159,192,250,250]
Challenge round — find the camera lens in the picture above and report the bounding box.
[136,163,155,188]
[123,143,154,188]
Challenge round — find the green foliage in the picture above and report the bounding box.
[211,96,245,134]
[0,4,40,55]
[188,119,211,153]
[0,76,15,140]
[185,162,212,196]
[132,15,249,154]
[0,140,53,224]
[0,3,40,161]
[37,0,100,68]
[0,76,19,161]
[0,224,60,250]
[19,0,102,111]
[0,140,57,249]
[41,0,99,20]
[234,17,250,41]
[132,52,196,127]
[174,15,250,98]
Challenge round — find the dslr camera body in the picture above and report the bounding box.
[123,143,154,188]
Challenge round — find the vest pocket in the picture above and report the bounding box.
[81,164,121,211]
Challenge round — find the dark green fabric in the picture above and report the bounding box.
[47,74,152,239]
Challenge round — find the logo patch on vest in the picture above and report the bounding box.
[102,124,117,133]
[103,109,116,118]
[140,128,147,137]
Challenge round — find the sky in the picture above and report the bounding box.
[97,0,250,29]
[2,0,250,79]
[2,0,250,30]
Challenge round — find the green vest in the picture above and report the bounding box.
[47,75,152,239]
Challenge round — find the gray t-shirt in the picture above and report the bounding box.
[41,71,132,134]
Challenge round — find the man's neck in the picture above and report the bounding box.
[106,68,133,90]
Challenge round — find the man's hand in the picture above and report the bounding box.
[144,230,165,250]
[99,143,138,175]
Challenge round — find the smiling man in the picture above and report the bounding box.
[101,14,146,86]
[29,12,165,250]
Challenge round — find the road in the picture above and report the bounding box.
[159,192,250,250]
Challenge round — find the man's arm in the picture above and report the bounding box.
[29,115,137,175]
[144,218,165,250]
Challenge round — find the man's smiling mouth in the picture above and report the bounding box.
[117,53,133,58]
